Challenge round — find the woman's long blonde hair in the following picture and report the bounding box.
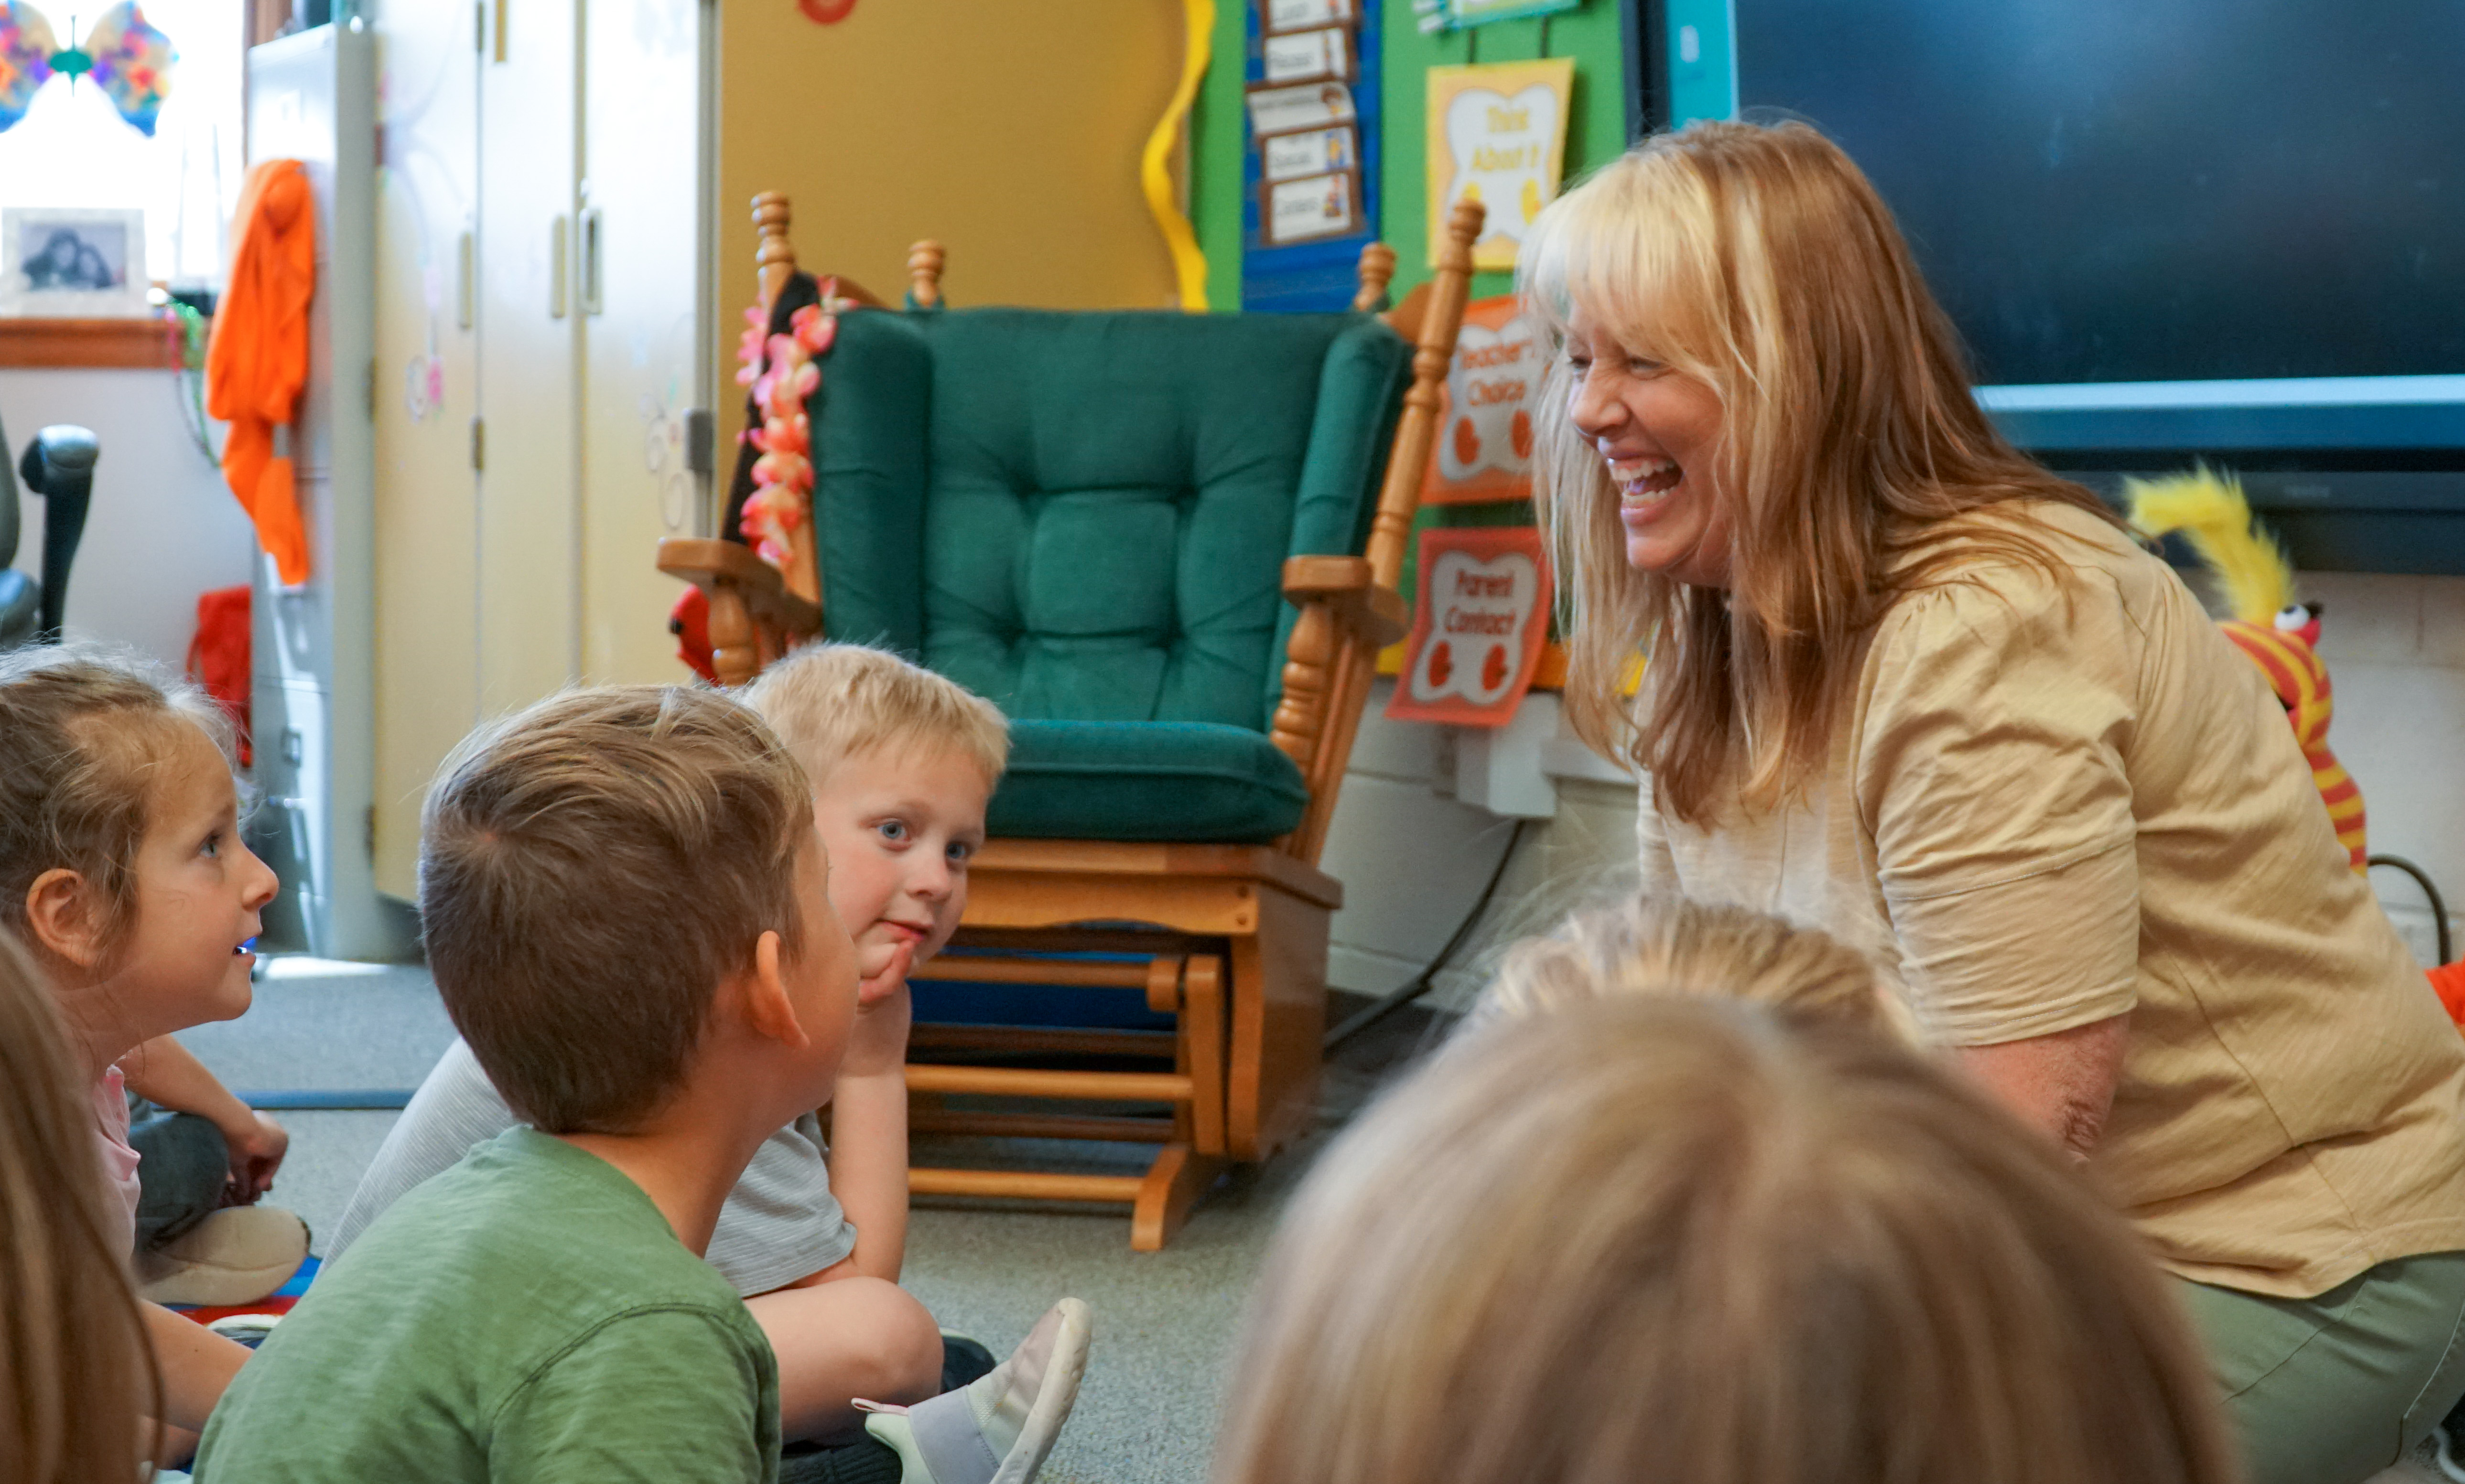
[0,930,159,1481]
[1520,120,2119,827]
[1214,999,2238,1484]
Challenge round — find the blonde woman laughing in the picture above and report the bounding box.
[1521,118,2465,1484]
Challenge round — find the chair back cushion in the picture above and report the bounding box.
[810,307,1410,732]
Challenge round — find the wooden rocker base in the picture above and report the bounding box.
[902,937,1244,1249]
[910,1144,1227,1252]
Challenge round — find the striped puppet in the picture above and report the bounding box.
[2128,470,2367,872]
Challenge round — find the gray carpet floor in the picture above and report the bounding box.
[175,958,1449,1484]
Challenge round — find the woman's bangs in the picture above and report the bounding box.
[1523,160,1715,375]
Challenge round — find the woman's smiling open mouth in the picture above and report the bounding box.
[1610,454,1683,507]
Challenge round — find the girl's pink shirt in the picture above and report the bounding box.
[91,1065,141,1257]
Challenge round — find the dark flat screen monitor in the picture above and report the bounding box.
[1729,0,2465,389]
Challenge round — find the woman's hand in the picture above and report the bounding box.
[1955,1012,2131,1161]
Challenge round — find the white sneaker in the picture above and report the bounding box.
[204,1311,285,1348]
[856,1298,1092,1484]
[136,1205,309,1307]
[2372,1428,2465,1484]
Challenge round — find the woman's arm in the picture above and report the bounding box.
[1955,1011,2131,1161]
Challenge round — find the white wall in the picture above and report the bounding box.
[1321,574,2465,1015]
[0,367,257,667]
[2304,571,2465,966]
[1320,681,1639,1015]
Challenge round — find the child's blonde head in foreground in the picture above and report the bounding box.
[0,929,159,1483]
[1471,892,1888,1033]
[1216,998,2234,1484]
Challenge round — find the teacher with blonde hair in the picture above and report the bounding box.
[1524,118,2465,1484]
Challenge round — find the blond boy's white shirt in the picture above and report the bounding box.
[1631,501,2465,1299]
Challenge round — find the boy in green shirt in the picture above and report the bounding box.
[193,686,1087,1484]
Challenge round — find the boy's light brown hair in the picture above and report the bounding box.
[1216,998,2238,1484]
[742,642,1008,788]
[419,685,811,1134]
[1470,892,1887,1034]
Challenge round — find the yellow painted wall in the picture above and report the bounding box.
[716,0,1189,356]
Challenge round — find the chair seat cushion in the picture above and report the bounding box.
[987,720,1308,844]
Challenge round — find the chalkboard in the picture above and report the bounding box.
[1733,0,2465,386]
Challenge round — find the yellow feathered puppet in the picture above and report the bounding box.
[2126,470,2367,873]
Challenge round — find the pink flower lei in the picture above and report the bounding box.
[734,295,839,569]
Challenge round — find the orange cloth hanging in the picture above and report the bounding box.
[207,159,316,585]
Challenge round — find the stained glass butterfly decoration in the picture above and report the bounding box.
[0,1,177,137]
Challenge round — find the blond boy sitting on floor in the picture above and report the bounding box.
[330,645,1019,1443]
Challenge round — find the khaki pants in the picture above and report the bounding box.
[2180,1252,2465,1484]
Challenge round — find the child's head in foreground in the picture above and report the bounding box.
[0,646,275,1042]
[1470,891,1910,1038]
[742,642,1008,988]
[0,928,159,1484]
[418,684,855,1134]
[1216,998,2234,1484]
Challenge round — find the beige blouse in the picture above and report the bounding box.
[1638,501,2465,1298]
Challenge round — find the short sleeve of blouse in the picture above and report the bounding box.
[1854,565,2143,1045]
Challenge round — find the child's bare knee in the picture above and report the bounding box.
[882,1284,948,1398]
[840,1277,944,1401]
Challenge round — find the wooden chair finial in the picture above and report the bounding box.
[753,192,798,317]
[907,240,946,310]
[1361,198,1484,593]
[1352,242,1397,313]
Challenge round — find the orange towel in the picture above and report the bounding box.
[208,160,316,585]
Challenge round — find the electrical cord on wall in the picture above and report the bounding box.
[168,301,223,467]
[1324,818,1530,1053]
[2368,853,2453,965]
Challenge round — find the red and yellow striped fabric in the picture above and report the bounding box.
[2219,618,2367,872]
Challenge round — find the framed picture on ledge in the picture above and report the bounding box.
[0,207,151,318]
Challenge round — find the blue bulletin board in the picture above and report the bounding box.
[1240,0,1384,312]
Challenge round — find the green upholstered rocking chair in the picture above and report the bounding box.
[659,194,1483,1248]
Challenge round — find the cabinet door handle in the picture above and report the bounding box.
[580,207,604,316]
[549,214,568,319]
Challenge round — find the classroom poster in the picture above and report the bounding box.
[1424,295,1546,505]
[1426,57,1575,271]
[1386,526,1553,727]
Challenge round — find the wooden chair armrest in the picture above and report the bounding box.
[1283,555,1409,647]
[657,537,822,635]
[658,536,780,591]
